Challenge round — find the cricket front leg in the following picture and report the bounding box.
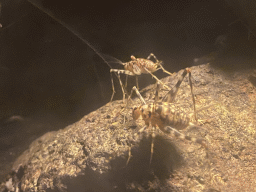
[147,53,173,76]
[126,126,148,166]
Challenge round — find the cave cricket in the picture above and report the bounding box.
[110,53,173,102]
[25,1,175,103]
[126,68,208,165]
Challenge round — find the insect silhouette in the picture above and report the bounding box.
[110,53,173,102]
[127,68,207,165]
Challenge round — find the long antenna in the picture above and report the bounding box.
[26,0,118,101]
[26,0,113,69]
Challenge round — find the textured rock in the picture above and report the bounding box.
[1,64,255,192]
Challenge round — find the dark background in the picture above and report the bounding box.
[0,0,255,182]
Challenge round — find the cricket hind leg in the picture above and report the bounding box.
[149,83,161,164]
[163,126,207,149]
[162,68,190,103]
[162,68,197,121]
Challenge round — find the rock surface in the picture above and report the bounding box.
[1,64,256,192]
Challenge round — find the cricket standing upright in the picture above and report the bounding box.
[127,68,208,165]
[110,53,173,102]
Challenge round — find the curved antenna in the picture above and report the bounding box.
[100,53,125,66]
[0,14,28,32]
[27,0,113,69]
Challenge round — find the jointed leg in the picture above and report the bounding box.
[128,86,146,105]
[126,126,147,165]
[163,126,207,149]
[110,72,116,102]
[162,68,190,103]
[143,67,170,90]
[110,69,135,102]
[159,63,173,76]
[110,69,126,102]
[149,83,162,164]
[114,85,146,125]
[147,53,157,61]
[118,73,126,102]
[162,68,197,121]
[147,53,173,76]
[123,86,146,124]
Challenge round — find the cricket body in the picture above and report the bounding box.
[128,68,207,164]
[132,101,205,145]
[133,102,192,131]
[124,55,159,75]
[110,53,172,102]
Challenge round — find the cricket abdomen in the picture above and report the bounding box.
[155,102,190,131]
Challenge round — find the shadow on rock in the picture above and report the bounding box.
[109,135,184,191]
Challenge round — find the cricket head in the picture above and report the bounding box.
[132,105,142,120]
